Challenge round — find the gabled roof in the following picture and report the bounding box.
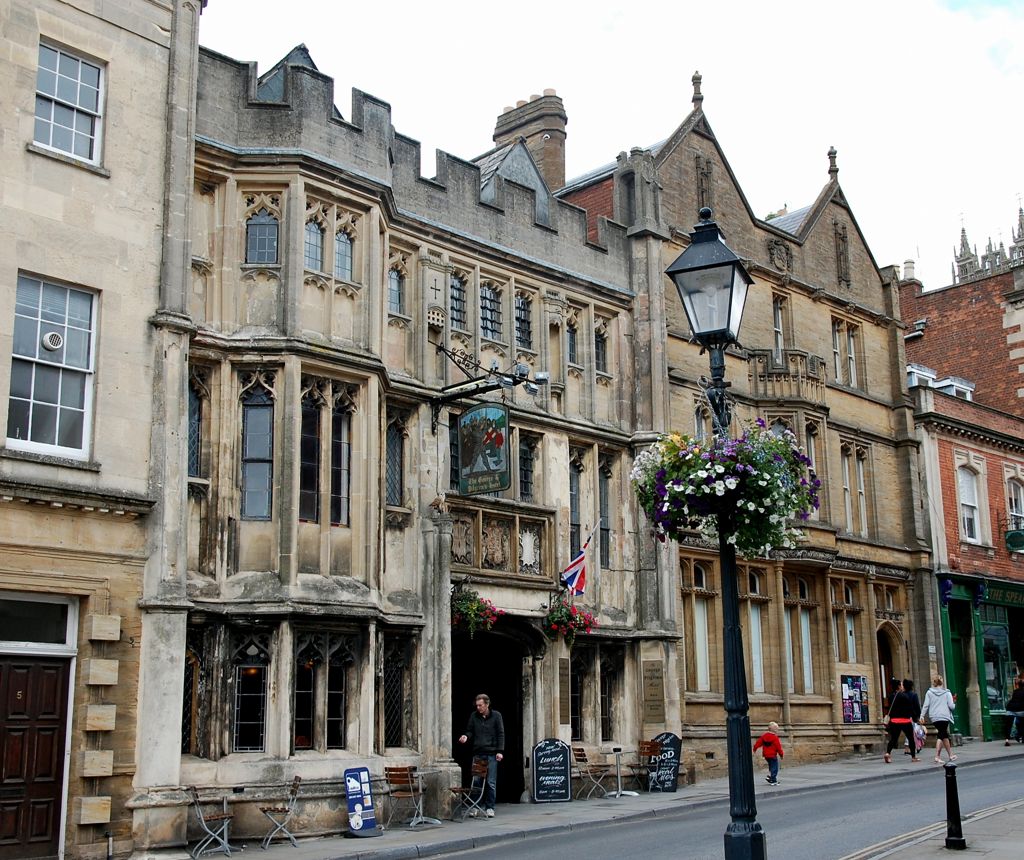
[256,44,343,120]
[473,142,516,188]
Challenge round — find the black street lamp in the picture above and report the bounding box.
[666,207,765,860]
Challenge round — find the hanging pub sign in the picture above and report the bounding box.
[458,403,511,495]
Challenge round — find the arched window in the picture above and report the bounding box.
[957,466,979,542]
[480,283,502,339]
[304,220,324,271]
[334,230,353,280]
[693,562,707,590]
[450,274,468,329]
[388,269,405,315]
[798,578,809,600]
[241,386,274,520]
[246,208,279,264]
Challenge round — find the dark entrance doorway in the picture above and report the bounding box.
[451,629,525,804]
[0,657,70,860]
[877,627,898,713]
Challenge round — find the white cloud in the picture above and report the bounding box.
[199,0,1023,290]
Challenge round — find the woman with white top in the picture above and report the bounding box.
[920,675,957,764]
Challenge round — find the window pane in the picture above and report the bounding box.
[13,315,38,358]
[6,400,29,441]
[38,44,59,72]
[326,662,346,748]
[56,407,84,449]
[0,599,68,644]
[34,365,60,404]
[293,662,314,750]
[9,359,32,399]
[31,403,58,445]
[57,52,78,80]
[334,232,352,280]
[60,368,87,407]
[243,406,272,459]
[234,665,267,752]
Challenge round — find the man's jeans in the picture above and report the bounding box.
[478,754,498,809]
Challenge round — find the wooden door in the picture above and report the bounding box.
[0,658,69,860]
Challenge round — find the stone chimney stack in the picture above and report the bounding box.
[493,89,567,191]
[903,259,916,281]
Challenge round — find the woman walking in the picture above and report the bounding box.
[1005,679,1024,745]
[885,679,921,763]
[920,675,957,763]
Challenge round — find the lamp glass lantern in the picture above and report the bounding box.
[666,207,753,347]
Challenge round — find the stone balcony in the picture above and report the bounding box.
[747,348,828,406]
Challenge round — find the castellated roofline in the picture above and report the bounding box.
[195,47,631,292]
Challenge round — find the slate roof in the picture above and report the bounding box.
[767,205,811,236]
[557,140,667,196]
[473,142,515,187]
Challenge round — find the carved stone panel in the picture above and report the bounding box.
[451,513,475,566]
[519,523,542,576]
[481,516,512,571]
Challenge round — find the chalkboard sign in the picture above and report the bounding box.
[532,738,572,803]
[649,732,682,792]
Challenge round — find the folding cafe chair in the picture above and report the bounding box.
[383,766,427,828]
[571,747,610,799]
[450,757,489,820]
[628,739,662,792]
[187,786,234,858]
[260,775,302,849]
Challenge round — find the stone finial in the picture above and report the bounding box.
[692,71,703,109]
[828,146,838,179]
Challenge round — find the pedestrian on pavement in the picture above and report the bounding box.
[458,693,504,817]
[1004,679,1024,745]
[920,675,957,764]
[753,721,784,785]
[885,678,921,763]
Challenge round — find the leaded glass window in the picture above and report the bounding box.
[304,220,324,272]
[515,293,532,349]
[480,284,502,339]
[594,329,608,373]
[386,418,404,506]
[388,269,404,315]
[188,382,202,478]
[246,209,279,264]
[334,231,353,280]
[241,387,274,520]
[567,323,578,364]
[330,406,351,526]
[450,275,468,329]
[299,393,320,523]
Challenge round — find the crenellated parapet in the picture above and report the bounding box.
[195,48,631,292]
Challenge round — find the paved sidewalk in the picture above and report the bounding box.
[186,742,1024,860]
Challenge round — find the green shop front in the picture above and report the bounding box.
[938,574,1024,740]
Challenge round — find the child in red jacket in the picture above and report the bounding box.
[753,721,784,785]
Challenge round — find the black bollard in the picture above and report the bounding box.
[943,762,967,850]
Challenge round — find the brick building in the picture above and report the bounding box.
[902,230,1024,740]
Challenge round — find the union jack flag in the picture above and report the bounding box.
[560,526,598,596]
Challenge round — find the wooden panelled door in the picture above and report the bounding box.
[0,658,69,860]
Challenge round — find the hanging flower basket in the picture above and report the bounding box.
[450,586,504,638]
[630,419,820,558]
[543,597,597,649]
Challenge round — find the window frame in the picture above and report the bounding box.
[385,414,406,507]
[958,465,980,544]
[514,292,533,350]
[240,384,275,521]
[594,326,608,374]
[772,294,786,363]
[450,274,468,330]
[7,274,97,459]
[333,229,353,281]
[33,42,104,165]
[1008,478,1024,531]
[246,208,280,265]
[387,269,405,316]
[480,283,503,340]
[304,219,325,272]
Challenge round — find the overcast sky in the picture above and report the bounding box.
[198,0,1022,291]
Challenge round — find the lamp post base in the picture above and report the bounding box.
[724,820,767,860]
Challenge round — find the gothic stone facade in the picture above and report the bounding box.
[0,2,202,860]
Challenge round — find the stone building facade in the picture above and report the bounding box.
[902,244,1024,741]
[3,9,935,855]
[0,2,203,859]
[560,75,930,767]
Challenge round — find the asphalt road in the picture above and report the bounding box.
[446,757,1024,860]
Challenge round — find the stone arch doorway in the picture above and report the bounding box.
[876,622,902,714]
[451,620,542,804]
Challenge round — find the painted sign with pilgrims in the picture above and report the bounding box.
[458,403,510,495]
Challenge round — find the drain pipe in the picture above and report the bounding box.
[104,830,113,860]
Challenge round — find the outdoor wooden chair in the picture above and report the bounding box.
[627,739,662,792]
[383,766,426,828]
[571,746,610,799]
[450,757,489,820]
[187,786,234,858]
[259,775,301,849]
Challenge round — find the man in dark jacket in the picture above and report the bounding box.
[458,693,505,817]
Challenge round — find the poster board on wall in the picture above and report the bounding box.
[841,674,870,723]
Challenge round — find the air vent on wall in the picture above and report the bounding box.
[41,331,64,351]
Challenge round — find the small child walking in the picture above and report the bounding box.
[753,721,785,785]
